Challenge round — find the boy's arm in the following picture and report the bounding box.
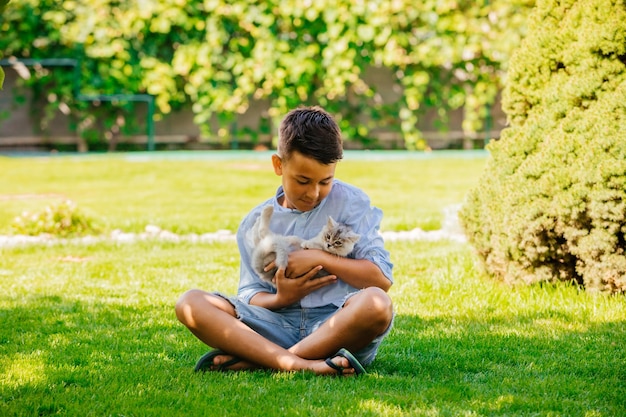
[285,249,392,291]
[318,252,392,291]
[250,252,390,310]
[249,266,338,310]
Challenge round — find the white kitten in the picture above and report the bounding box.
[249,205,303,284]
[248,206,360,286]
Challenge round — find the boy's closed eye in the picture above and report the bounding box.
[295,175,332,185]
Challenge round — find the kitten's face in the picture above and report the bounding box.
[321,217,360,256]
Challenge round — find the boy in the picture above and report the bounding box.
[175,106,393,376]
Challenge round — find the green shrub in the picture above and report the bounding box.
[11,200,102,237]
[459,0,626,293]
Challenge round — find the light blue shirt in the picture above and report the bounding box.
[236,179,393,308]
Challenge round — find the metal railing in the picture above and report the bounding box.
[0,57,156,151]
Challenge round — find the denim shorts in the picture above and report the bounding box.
[215,292,393,366]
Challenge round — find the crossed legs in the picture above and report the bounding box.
[175,287,393,375]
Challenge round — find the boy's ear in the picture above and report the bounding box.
[271,154,283,176]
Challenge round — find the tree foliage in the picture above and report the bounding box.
[460,0,626,293]
[0,0,10,90]
[1,0,533,148]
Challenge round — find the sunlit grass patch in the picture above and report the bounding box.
[0,154,486,234]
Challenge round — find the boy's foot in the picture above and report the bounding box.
[194,350,252,372]
[195,348,366,376]
[323,348,367,376]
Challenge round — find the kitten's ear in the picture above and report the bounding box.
[262,205,274,217]
[327,216,338,228]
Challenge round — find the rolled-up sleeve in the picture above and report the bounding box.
[343,190,394,284]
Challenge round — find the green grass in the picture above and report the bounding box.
[0,151,486,234]
[1,152,625,416]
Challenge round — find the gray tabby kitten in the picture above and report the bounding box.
[249,205,360,286]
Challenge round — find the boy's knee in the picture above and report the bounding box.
[365,287,393,311]
[175,289,204,324]
[353,287,393,326]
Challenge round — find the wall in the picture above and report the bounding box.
[0,67,507,151]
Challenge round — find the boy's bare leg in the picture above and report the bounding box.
[289,287,393,360]
[175,290,361,375]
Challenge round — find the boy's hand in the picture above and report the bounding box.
[284,249,327,279]
[274,267,337,306]
[263,249,325,280]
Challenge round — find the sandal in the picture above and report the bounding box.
[194,349,242,372]
[325,348,367,376]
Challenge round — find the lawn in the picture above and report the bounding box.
[1,151,624,417]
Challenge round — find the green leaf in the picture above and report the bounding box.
[0,1,8,89]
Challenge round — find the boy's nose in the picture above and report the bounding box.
[306,185,319,199]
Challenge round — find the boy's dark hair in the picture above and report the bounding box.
[278,106,343,164]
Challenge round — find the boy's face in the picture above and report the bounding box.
[271,151,336,212]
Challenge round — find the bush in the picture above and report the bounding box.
[459,0,626,293]
[11,200,102,237]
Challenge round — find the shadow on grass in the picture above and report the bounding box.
[1,296,625,416]
[371,313,625,415]
[0,294,195,416]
